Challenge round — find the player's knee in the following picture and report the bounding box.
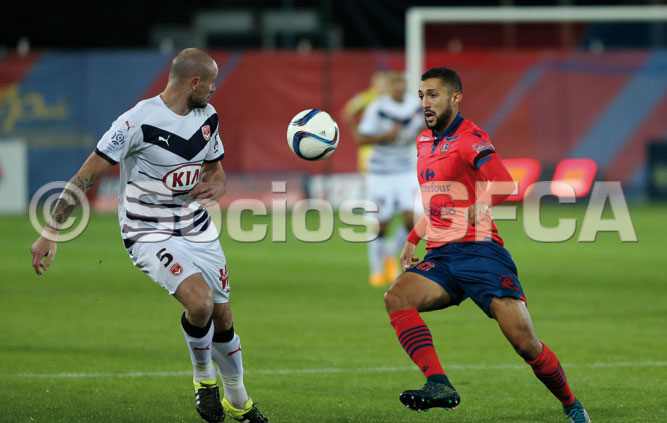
[212,304,233,331]
[384,287,406,313]
[214,318,233,333]
[185,293,214,325]
[512,336,542,361]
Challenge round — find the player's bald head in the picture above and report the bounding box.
[168,48,217,83]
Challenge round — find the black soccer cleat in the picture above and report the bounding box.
[399,381,461,411]
[223,397,270,423]
[194,379,225,422]
[235,405,270,423]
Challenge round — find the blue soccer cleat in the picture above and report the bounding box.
[564,398,591,423]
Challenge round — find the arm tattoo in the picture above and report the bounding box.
[48,175,97,229]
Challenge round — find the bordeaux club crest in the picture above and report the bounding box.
[201,125,211,141]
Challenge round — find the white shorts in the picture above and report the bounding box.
[128,237,230,303]
[366,171,420,222]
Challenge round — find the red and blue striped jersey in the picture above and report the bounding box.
[413,113,506,249]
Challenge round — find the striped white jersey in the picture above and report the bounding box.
[95,95,224,249]
[357,94,423,174]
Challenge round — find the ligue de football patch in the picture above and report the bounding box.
[107,129,127,152]
[201,125,211,141]
[170,263,183,276]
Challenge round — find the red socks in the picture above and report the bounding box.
[390,308,445,378]
[391,309,576,407]
[526,342,576,406]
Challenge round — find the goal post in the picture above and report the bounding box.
[406,5,667,95]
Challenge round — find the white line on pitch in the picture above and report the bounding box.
[2,361,666,379]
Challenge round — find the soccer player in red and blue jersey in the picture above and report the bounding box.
[383,67,590,423]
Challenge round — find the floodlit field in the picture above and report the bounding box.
[1,204,666,422]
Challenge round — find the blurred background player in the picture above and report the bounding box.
[383,67,590,423]
[341,70,388,173]
[29,48,269,423]
[356,71,424,286]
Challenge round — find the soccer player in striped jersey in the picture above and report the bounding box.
[383,67,590,423]
[357,71,424,287]
[341,70,388,172]
[30,48,269,423]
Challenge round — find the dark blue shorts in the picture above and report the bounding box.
[406,241,526,318]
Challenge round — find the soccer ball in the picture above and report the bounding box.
[286,109,339,161]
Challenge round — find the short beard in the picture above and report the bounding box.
[426,105,453,134]
[187,95,208,110]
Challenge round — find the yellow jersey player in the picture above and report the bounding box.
[341,71,388,172]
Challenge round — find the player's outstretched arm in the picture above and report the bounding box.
[357,123,402,145]
[340,97,363,142]
[29,152,113,275]
[190,161,226,207]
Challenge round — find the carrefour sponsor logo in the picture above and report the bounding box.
[420,168,435,181]
[421,183,451,193]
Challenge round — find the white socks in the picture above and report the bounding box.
[182,315,250,409]
[212,332,249,409]
[368,235,385,275]
[181,314,217,382]
[387,224,408,257]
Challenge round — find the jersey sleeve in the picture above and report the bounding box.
[344,91,367,116]
[458,130,497,169]
[204,122,225,162]
[95,111,142,165]
[356,100,381,136]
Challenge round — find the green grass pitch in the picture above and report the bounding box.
[1,204,666,422]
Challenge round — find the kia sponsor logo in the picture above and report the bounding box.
[162,164,202,192]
